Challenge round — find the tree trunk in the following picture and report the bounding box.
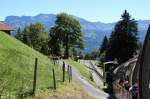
[64,35,69,59]
[65,44,69,58]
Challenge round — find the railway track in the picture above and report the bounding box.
[89,61,104,81]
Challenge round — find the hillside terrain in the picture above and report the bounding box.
[0,32,94,99]
[1,14,150,52]
[0,31,61,98]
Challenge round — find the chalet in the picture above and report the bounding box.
[0,23,14,35]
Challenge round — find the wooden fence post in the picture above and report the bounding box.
[70,66,72,81]
[67,65,71,82]
[8,93,10,99]
[67,65,70,74]
[32,58,38,95]
[52,68,56,90]
[62,62,65,82]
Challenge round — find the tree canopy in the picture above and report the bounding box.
[100,35,108,54]
[49,13,84,58]
[106,10,138,64]
[16,23,49,55]
[84,50,99,60]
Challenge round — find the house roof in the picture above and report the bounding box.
[0,23,14,31]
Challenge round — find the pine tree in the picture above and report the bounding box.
[15,28,23,40]
[106,10,138,64]
[100,35,108,54]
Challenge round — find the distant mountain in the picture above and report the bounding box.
[1,14,150,53]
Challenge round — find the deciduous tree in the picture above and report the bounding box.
[49,13,84,58]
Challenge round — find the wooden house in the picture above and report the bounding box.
[0,23,14,35]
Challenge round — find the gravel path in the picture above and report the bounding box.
[59,60,108,99]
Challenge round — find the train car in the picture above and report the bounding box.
[113,25,150,99]
[113,57,137,99]
[103,61,118,86]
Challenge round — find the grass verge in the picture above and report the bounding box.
[26,81,96,99]
[65,59,97,87]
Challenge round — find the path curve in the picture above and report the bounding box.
[59,60,108,99]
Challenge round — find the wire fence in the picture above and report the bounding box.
[0,58,72,99]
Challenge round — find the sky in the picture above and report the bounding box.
[0,0,150,23]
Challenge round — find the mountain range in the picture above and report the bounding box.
[1,14,150,53]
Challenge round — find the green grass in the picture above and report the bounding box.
[65,59,95,86]
[65,59,90,80]
[26,81,96,99]
[0,32,62,98]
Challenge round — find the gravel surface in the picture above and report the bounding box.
[59,60,108,99]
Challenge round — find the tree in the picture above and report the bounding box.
[72,48,78,57]
[100,35,108,54]
[84,50,99,60]
[22,26,31,45]
[106,10,138,64]
[28,23,48,52]
[99,36,109,62]
[17,23,49,55]
[15,28,23,40]
[49,13,84,58]
[84,53,91,60]
[48,27,62,56]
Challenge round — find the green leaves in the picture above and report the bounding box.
[105,10,138,64]
[49,13,84,58]
[15,23,49,55]
[100,36,108,54]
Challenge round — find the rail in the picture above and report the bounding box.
[89,61,104,81]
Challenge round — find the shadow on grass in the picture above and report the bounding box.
[17,90,33,98]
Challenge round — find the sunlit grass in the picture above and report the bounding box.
[26,81,96,99]
[0,32,62,98]
[65,59,97,87]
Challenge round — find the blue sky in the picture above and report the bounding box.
[0,0,150,23]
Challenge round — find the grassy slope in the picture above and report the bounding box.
[0,32,62,97]
[0,32,95,99]
[26,81,96,99]
[65,59,90,80]
[65,59,95,86]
